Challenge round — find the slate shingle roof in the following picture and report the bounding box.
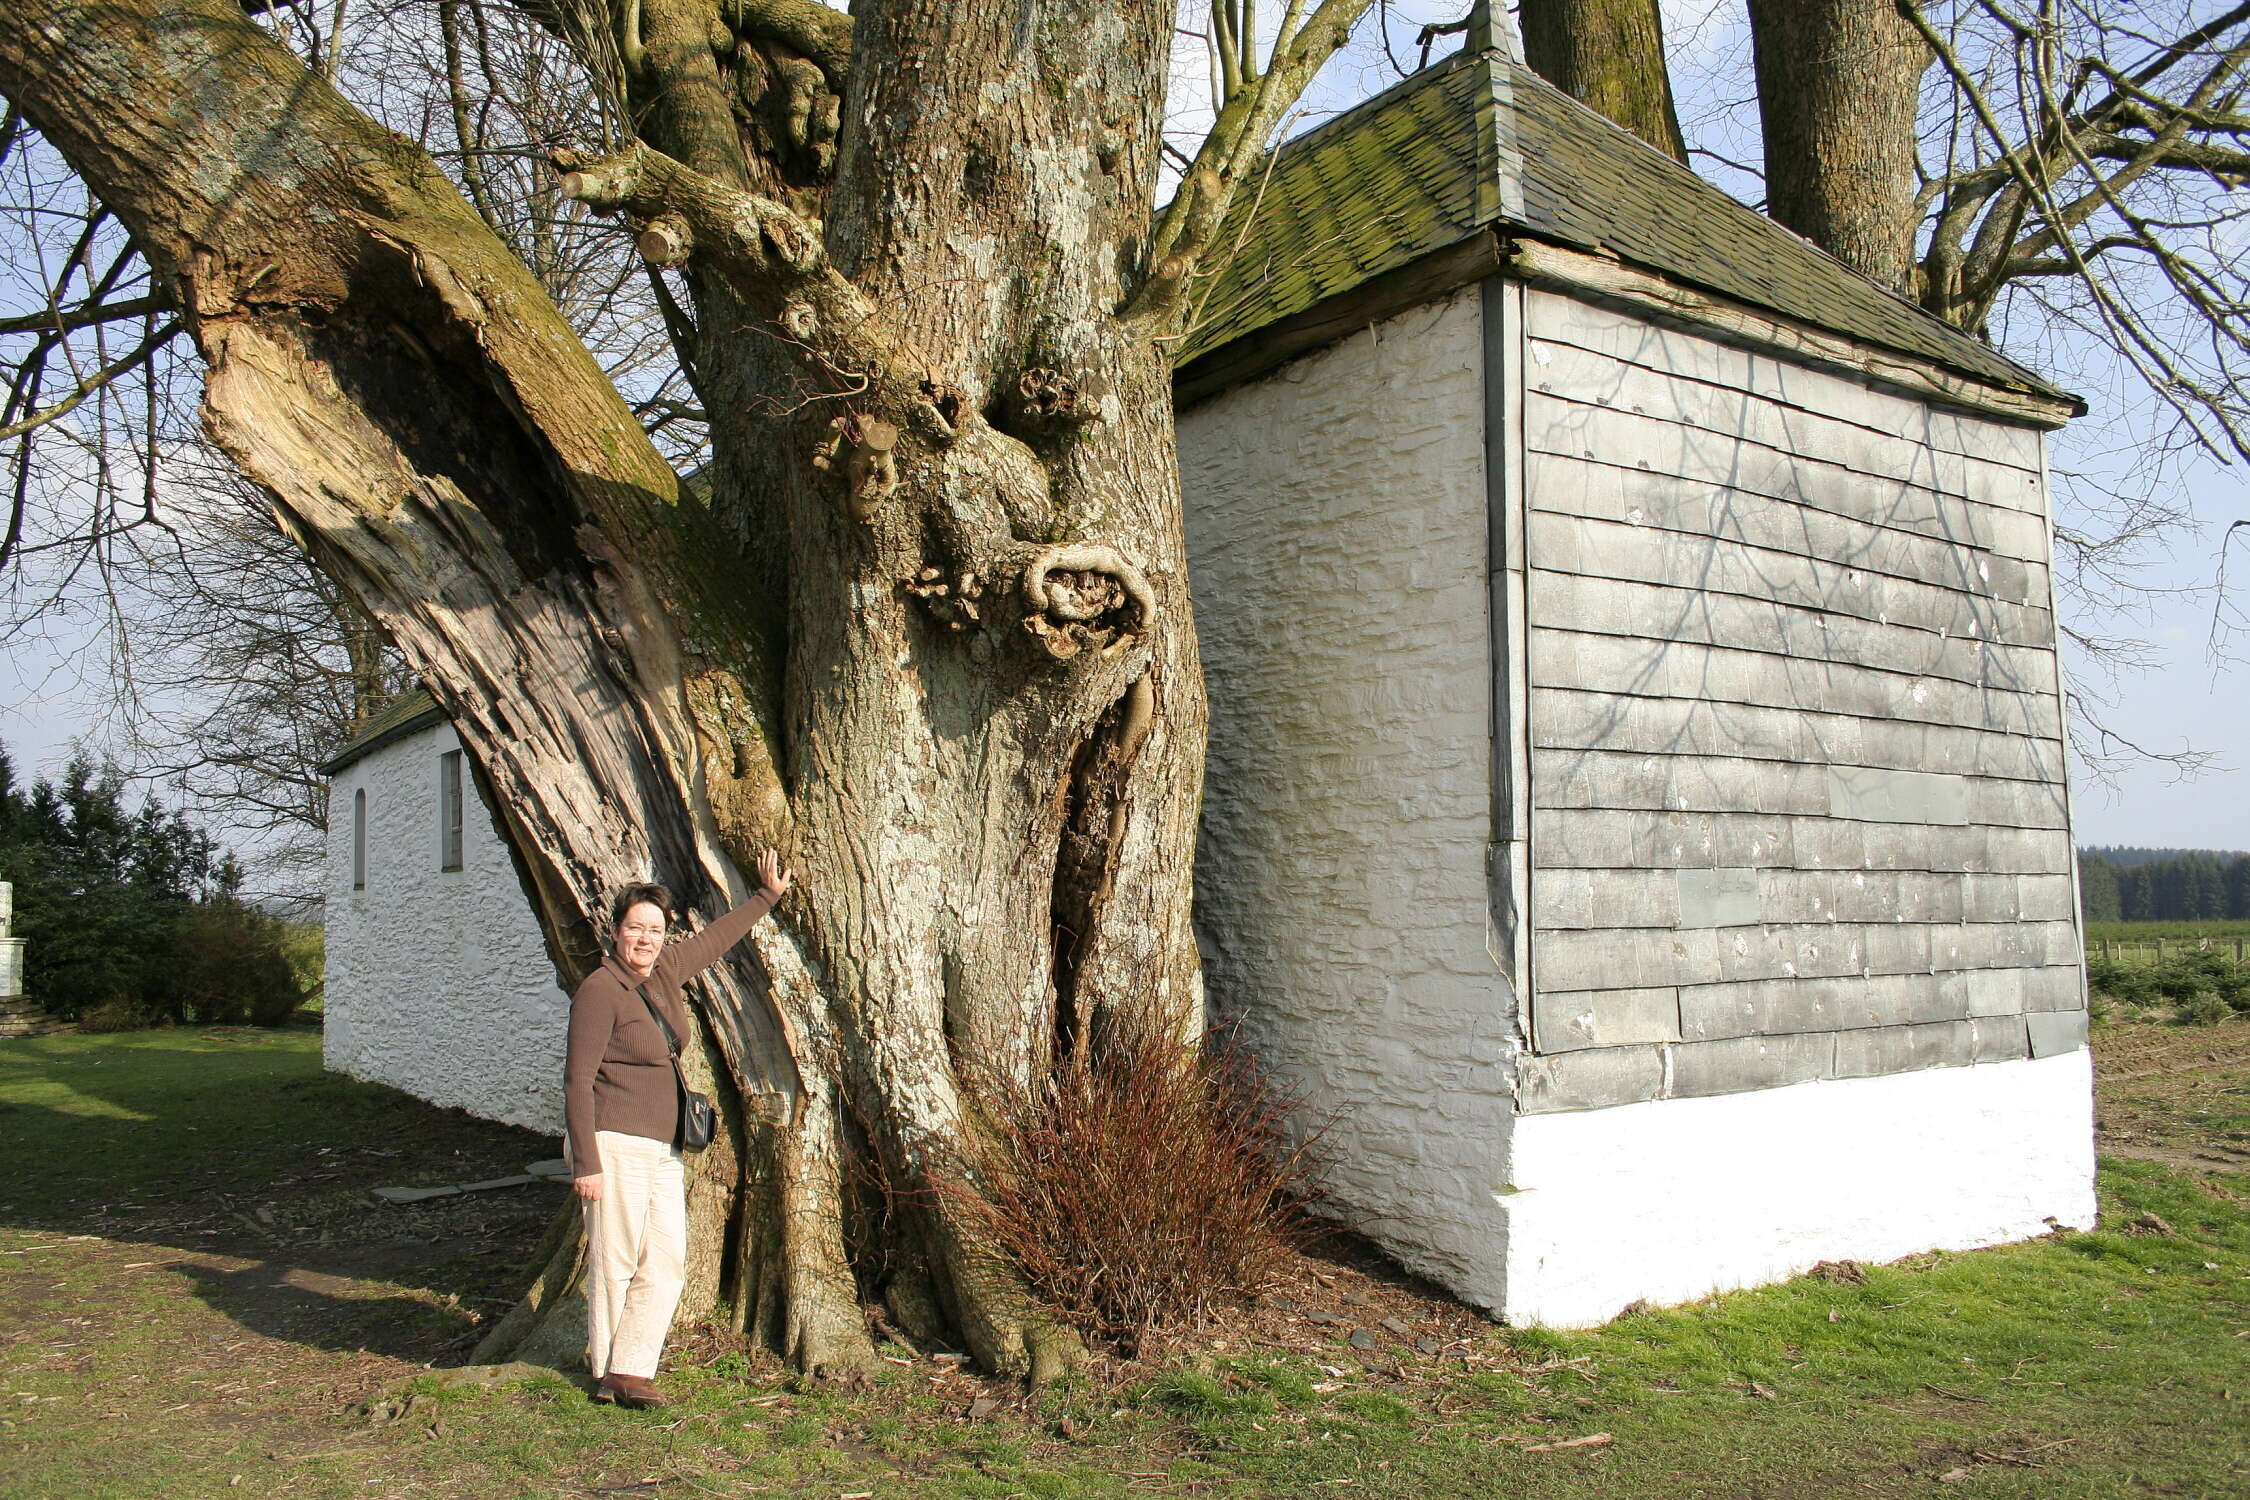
[1176,46,2070,406]
[316,688,443,776]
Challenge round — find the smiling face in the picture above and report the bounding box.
[614,901,667,976]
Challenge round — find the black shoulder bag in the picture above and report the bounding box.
[635,984,717,1150]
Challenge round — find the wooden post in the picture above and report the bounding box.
[2157,938,2166,963]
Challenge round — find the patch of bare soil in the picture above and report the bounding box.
[2092,1018,2250,1181]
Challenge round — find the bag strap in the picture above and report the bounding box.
[635,983,687,1067]
[635,984,705,1148]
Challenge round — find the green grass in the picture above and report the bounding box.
[3,1028,2247,1499]
[0,1027,519,1224]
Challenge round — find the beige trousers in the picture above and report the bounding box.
[581,1129,687,1380]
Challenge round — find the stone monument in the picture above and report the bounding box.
[0,881,40,1037]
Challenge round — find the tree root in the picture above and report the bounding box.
[1026,1321,1083,1388]
[774,1080,882,1378]
[471,1199,587,1369]
[921,1193,1086,1384]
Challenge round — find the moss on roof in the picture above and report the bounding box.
[315,688,443,776]
[1176,47,2067,405]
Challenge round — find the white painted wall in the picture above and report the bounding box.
[1179,286,1521,1302]
[1179,276,2096,1326]
[0,881,20,997]
[324,722,569,1135]
[1496,1049,2097,1326]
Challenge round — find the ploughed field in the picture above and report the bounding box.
[1,1020,2245,1499]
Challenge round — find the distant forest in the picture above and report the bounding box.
[2082,846,2250,869]
[2078,848,2250,922]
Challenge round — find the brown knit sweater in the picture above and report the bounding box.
[562,889,778,1176]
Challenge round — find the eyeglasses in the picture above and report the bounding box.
[617,921,668,938]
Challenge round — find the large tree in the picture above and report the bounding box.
[0,0,1375,1377]
[1517,0,1689,163]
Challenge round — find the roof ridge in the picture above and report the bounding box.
[1491,57,2033,381]
[1177,45,2074,408]
[317,687,443,776]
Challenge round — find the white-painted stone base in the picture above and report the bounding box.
[1494,1049,2097,1327]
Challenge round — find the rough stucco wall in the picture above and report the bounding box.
[1179,286,1518,1304]
[324,723,569,1136]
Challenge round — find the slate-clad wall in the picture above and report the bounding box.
[1515,290,2085,1111]
[1178,288,1517,1303]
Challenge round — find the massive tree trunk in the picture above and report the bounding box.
[1518,0,1689,164]
[0,0,1367,1379]
[1747,0,1932,292]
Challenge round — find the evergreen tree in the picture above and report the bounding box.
[2078,854,2122,923]
[0,744,293,1024]
[2184,855,2228,921]
[2076,848,2250,922]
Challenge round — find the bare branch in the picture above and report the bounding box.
[1131,0,1378,322]
[0,318,180,444]
[1904,1,2250,462]
[0,291,168,336]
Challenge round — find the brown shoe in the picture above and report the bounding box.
[605,1373,671,1409]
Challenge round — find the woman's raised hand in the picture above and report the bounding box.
[755,848,793,899]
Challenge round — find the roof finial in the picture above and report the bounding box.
[1465,1,1499,55]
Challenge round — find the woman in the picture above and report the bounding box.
[563,849,790,1408]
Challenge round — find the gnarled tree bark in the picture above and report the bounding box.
[0,0,1371,1379]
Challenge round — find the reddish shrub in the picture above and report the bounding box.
[945,1017,1327,1342]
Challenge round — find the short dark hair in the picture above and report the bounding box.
[609,882,674,929]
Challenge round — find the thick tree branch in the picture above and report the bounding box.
[2003,233,2141,277]
[555,141,956,447]
[2078,133,2250,179]
[0,0,803,1072]
[2059,0,2250,124]
[1128,0,1377,323]
[1901,0,2250,462]
[2006,31,2250,268]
